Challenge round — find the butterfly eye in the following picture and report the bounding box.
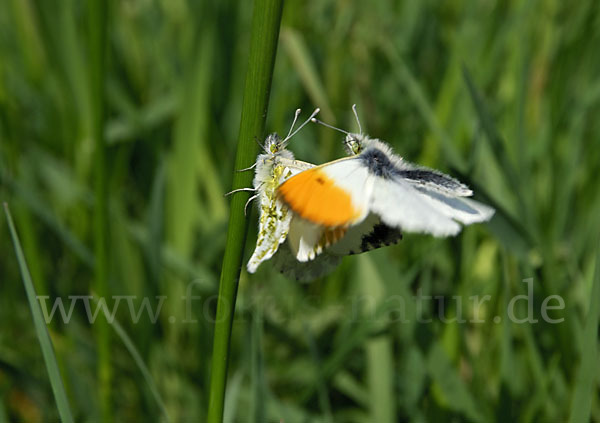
[352,143,361,155]
[270,144,277,153]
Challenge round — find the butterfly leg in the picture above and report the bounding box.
[224,187,256,197]
[244,194,259,215]
[236,162,257,172]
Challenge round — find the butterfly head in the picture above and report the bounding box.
[264,133,284,155]
[344,133,368,156]
[310,104,368,156]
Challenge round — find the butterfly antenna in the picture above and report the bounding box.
[285,108,302,140]
[254,136,268,153]
[310,117,350,136]
[283,108,320,144]
[351,104,362,134]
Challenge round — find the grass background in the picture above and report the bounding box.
[1,0,599,421]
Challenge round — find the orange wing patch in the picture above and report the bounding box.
[278,168,362,227]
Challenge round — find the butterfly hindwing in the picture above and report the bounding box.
[286,217,348,262]
[327,213,403,256]
[271,242,342,282]
[410,187,495,225]
[247,157,313,273]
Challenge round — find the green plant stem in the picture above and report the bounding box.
[88,1,111,421]
[206,0,284,421]
[4,203,74,423]
[568,245,600,423]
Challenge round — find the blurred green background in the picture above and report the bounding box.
[1,0,599,422]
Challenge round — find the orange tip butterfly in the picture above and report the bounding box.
[227,108,319,274]
[278,105,495,242]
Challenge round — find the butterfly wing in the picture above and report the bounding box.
[286,217,348,262]
[247,157,314,273]
[279,149,493,239]
[278,157,373,227]
[271,242,342,282]
[327,213,403,256]
[272,213,402,280]
[370,177,463,236]
[395,166,472,196]
[280,152,464,237]
[411,188,495,225]
[393,164,494,225]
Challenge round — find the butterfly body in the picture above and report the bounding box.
[247,134,313,273]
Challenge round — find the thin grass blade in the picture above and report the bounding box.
[87,0,111,420]
[568,246,600,423]
[461,65,534,235]
[250,309,266,423]
[280,27,335,122]
[428,342,485,423]
[0,394,9,423]
[380,40,465,170]
[303,324,333,423]
[357,254,396,423]
[3,203,74,423]
[110,318,170,422]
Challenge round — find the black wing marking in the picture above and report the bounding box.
[358,147,471,196]
[358,222,403,253]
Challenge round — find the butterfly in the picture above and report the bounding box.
[229,108,402,280]
[226,108,319,274]
[278,105,495,242]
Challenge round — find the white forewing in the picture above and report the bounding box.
[337,136,492,235]
[320,158,375,219]
[396,165,473,197]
